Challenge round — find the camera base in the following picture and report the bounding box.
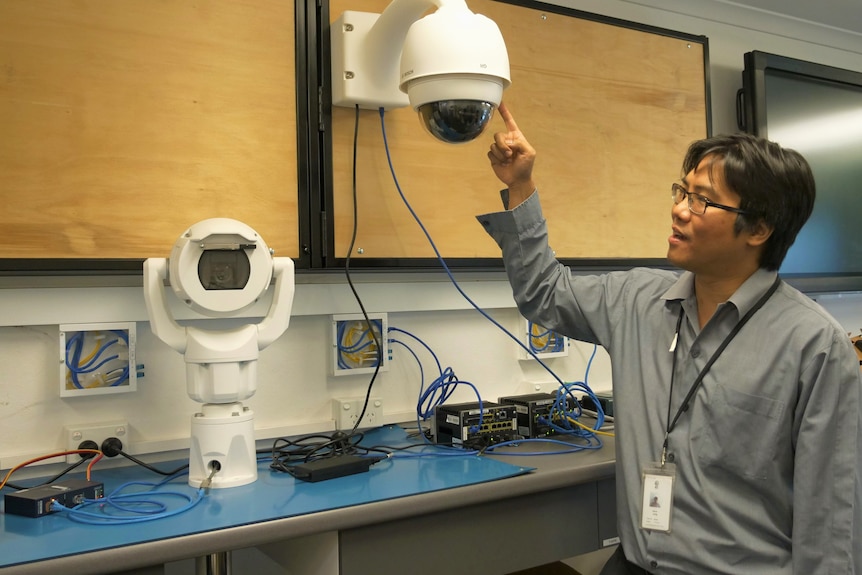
[188,402,257,489]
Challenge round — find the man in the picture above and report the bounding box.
[478,103,862,574]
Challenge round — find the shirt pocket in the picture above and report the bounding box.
[693,384,786,480]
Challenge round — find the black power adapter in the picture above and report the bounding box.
[289,454,379,482]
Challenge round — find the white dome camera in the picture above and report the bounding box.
[399,6,509,143]
[330,0,510,144]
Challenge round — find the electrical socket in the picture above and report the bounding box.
[332,397,383,430]
[520,381,561,394]
[64,420,130,463]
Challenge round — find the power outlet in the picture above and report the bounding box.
[518,381,561,395]
[64,420,130,463]
[332,397,383,430]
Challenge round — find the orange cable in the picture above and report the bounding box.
[0,449,102,491]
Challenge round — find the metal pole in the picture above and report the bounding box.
[195,551,231,575]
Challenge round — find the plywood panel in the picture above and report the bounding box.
[0,0,298,259]
[328,0,708,261]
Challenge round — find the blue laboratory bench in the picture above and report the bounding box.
[1,425,616,575]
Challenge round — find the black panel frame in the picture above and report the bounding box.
[317,0,712,273]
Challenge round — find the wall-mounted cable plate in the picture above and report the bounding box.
[331,313,389,376]
[519,318,568,360]
[59,322,137,397]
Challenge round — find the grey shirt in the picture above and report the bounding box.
[477,191,862,574]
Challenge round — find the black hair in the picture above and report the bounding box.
[681,133,815,271]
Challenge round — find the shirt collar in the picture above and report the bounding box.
[661,268,780,316]
[662,271,694,302]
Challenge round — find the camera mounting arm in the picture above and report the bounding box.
[143,257,187,354]
[330,0,510,119]
[257,257,295,349]
[331,0,449,111]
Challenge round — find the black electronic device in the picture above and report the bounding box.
[4,479,104,518]
[432,400,519,448]
[498,392,569,438]
[579,392,614,418]
[288,454,378,482]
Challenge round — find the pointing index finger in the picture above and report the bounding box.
[498,102,519,133]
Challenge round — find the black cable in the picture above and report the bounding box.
[341,104,384,437]
[117,451,189,477]
[100,437,189,476]
[3,457,90,491]
[269,431,370,474]
[267,106,387,468]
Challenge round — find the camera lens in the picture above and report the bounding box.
[417,100,495,144]
[198,250,251,290]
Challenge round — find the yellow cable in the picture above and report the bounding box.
[566,416,615,437]
[78,332,102,366]
[341,322,378,368]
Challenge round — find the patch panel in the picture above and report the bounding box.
[59,322,137,397]
[331,313,389,376]
[519,318,568,360]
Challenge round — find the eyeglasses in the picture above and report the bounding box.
[671,183,751,216]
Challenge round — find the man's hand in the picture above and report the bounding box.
[487,102,537,208]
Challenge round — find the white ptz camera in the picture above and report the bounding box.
[330,0,510,144]
[143,218,295,489]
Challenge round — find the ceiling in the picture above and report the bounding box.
[727,0,862,35]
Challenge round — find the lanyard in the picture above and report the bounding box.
[661,276,781,466]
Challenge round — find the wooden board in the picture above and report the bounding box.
[0,0,298,259]
[328,0,708,261]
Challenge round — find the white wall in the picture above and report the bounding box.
[0,275,613,470]
[1,0,861,473]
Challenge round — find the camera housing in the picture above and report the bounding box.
[330,0,510,143]
[168,218,273,316]
[399,5,509,143]
[143,218,296,489]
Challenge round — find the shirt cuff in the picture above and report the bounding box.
[475,189,543,235]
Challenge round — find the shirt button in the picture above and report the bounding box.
[690,346,700,358]
[650,560,658,569]
[667,452,675,462]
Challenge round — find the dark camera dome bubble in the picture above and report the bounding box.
[417,100,495,144]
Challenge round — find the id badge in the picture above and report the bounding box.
[640,462,676,533]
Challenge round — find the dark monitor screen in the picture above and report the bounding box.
[741,51,862,293]
[765,70,862,275]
